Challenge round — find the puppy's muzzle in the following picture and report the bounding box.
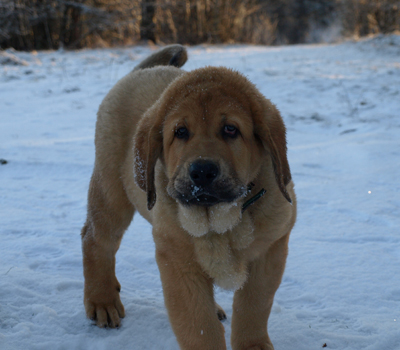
[170,159,243,207]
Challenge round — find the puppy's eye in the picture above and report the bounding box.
[223,125,238,138]
[175,126,189,139]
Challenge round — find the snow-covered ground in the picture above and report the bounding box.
[1,35,399,350]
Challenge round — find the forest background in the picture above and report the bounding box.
[1,0,400,51]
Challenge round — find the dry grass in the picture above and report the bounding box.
[0,0,399,50]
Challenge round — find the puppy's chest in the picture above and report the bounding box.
[193,213,255,291]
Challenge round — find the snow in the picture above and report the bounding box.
[1,35,400,350]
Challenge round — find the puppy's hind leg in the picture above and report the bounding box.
[216,302,227,322]
[81,171,134,328]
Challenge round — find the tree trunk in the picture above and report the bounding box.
[140,1,156,43]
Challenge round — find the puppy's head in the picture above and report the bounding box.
[134,67,291,219]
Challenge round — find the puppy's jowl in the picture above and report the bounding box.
[81,45,297,350]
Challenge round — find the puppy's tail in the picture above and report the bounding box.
[133,44,188,71]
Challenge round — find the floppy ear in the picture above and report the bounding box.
[133,105,163,210]
[253,100,292,204]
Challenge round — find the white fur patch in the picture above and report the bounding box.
[209,202,242,234]
[178,204,209,237]
[193,211,255,291]
[177,201,243,237]
[178,201,256,290]
[195,233,248,290]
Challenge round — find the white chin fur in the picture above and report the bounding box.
[209,202,242,234]
[178,202,242,236]
[178,204,210,237]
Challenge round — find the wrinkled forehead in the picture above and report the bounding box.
[163,88,253,128]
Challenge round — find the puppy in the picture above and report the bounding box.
[81,44,297,350]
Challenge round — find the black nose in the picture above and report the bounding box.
[189,160,219,187]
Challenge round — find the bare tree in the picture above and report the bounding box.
[140,1,156,42]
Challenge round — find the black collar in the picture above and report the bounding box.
[242,182,266,213]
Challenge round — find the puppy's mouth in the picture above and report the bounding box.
[172,183,243,207]
[168,171,246,208]
[187,193,221,207]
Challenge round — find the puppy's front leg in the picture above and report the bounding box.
[155,234,226,350]
[231,234,290,350]
[82,175,134,328]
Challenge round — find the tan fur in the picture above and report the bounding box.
[82,45,297,350]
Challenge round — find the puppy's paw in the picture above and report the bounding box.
[215,303,227,322]
[84,282,125,328]
[235,337,274,350]
[245,343,274,350]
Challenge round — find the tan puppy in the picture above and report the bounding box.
[81,44,297,350]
